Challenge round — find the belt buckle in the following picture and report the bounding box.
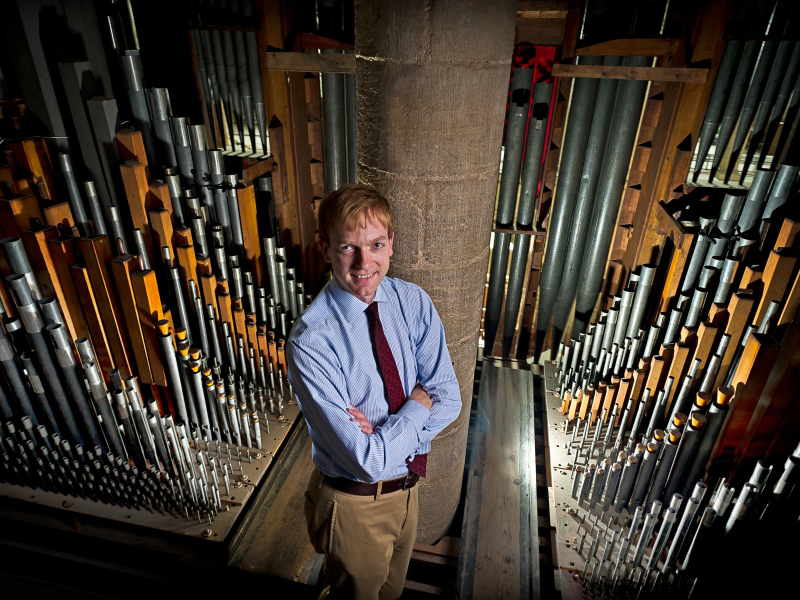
[403,473,419,490]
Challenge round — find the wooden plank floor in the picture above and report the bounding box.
[457,360,539,599]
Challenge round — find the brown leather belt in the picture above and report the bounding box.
[323,473,419,496]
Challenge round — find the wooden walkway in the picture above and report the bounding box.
[457,360,540,599]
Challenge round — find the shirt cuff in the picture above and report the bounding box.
[398,399,430,435]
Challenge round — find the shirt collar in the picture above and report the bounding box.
[329,276,390,322]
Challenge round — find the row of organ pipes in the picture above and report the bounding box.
[0,25,312,524]
[548,158,800,596]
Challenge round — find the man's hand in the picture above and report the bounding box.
[347,404,374,434]
[409,383,432,410]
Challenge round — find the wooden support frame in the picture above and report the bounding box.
[552,64,708,82]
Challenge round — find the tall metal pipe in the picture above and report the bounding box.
[693,41,740,181]
[739,40,793,180]
[495,68,535,226]
[710,41,760,180]
[760,42,800,169]
[211,30,235,151]
[321,52,347,194]
[535,56,602,359]
[200,29,226,150]
[234,30,255,152]
[245,30,268,154]
[148,88,177,170]
[574,56,650,336]
[191,31,218,149]
[222,31,244,152]
[501,234,529,358]
[485,68,535,354]
[552,57,621,346]
[517,82,553,229]
[724,41,778,182]
[345,61,357,183]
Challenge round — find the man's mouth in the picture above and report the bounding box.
[352,273,375,280]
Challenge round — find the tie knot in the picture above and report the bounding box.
[366,302,379,319]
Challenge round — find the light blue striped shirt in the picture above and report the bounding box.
[286,276,461,483]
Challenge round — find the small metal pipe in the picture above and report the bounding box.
[120,51,157,165]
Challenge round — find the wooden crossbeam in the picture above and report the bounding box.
[552,64,708,82]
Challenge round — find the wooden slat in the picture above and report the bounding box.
[111,255,153,384]
[78,235,133,378]
[45,236,91,343]
[237,183,264,284]
[71,264,115,375]
[552,64,708,82]
[576,38,680,57]
[690,322,718,373]
[149,208,175,259]
[777,268,800,338]
[714,292,756,390]
[753,250,797,326]
[266,51,355,74]
[130,269,168,387]
[120,160,154,266]
[663,343,690,418]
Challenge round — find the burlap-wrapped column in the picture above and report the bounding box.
[355,0,517,543]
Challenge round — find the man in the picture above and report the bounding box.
[286,184,461,600]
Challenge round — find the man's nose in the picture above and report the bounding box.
[353,248,370,269]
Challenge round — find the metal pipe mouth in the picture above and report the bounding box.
[189,124,207,151]
[6,274,33,306]
[207,150,224,175]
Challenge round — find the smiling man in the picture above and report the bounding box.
[286,184,461,600]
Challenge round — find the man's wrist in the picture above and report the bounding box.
[398,399,430,433]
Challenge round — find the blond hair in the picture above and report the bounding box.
[318,184,394,244]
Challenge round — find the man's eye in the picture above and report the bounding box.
[339,245,352,252]
[374,243,383,248]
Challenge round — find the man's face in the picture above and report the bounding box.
[320,214,394,304]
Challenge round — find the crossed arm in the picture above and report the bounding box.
[347,383,433,434]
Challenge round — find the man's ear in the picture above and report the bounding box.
[317,237,332,263]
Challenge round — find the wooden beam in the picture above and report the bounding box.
[551,64,708,82]
[266,51,355,74]
[576,38,680,57]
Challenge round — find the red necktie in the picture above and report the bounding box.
[366,302,427,477]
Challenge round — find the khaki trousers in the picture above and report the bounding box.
[304,469,419,600]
